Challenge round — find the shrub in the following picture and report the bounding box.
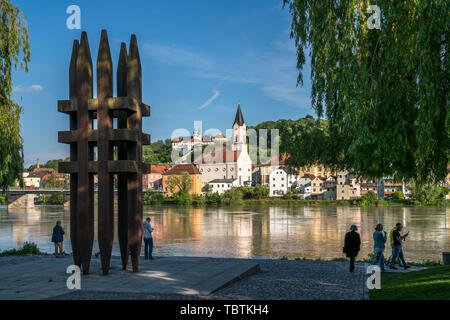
[360,190,377,206]
[143,190,164,205]
[282,192,292,200]
[221,188,243,204]
[409,178,442,204]
[0,242,43,257]
[206,192,221,205]
[192,194,207,206]
[174,191,192,205]
[253,184,269,199]
[392,191,405,200]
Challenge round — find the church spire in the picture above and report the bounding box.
[233,103,245,127]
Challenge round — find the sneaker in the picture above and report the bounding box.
[404,265,411,269]
[389,266,398,270]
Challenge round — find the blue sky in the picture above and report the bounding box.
[12,0,312,166]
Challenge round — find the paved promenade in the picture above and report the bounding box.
[0,255,259,299]
[0,255,375,300]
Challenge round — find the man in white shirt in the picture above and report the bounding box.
[143,217,154,259]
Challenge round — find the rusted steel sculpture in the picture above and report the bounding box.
[58,30,150,275]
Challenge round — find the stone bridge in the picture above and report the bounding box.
[5,189,71,210]
[4,189,120,210]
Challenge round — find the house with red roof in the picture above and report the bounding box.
[142,164,172,191]
[162,164,202,195]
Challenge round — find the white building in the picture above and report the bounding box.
[297,176,312,198]
[269,168,300,197]
[209,178,238,195]
[270,168,288,196]
[195,104,253,187]
[172,131,227,156]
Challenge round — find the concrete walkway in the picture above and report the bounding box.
[0,255,259,300]
[2,255,424,300]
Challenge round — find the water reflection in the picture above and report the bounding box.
[0,205,448,262]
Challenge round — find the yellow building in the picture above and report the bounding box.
[299,163,336,179]
[162,164,202,196]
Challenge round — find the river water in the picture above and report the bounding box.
[0,205,449,262]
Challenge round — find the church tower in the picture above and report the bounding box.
[232,104,246,152]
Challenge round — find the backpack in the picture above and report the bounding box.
[389,227,396,245]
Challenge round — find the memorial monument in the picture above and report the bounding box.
[58,30,150,275]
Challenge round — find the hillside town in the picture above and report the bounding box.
[17,104,450,201]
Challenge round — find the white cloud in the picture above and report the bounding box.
[143,44,216,71]
[262,84,310,107]
[141,36,311,110]
[199,90,220,109]
[13,84,44,93]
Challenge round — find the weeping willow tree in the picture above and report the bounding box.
[283,0,448,182]
[0,0,30,190]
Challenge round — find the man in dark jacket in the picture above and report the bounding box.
[343,225,361,272]
[51,220,65,258]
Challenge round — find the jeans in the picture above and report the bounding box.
[390,245,407,267]
[144,238,153,259]
[371,251,385,271]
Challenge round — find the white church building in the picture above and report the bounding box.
[195,104,253,188]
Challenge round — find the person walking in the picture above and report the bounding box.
[343,225,361,272]
[51,220,65,258]
[143,217,154,260]
[371,224,387,271]
[389,223,410,270]
[387,225,404,267]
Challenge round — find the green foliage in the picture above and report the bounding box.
[0,0,30,191]
[192,194,207,206]
[439,187,450,198]
[0,242,42,256]
[282,192,292,200]
[143,190,164,205]
[202,183,213,195]
[142,139,172,164]
[359,190,378,206]
[0,194,6,205]
[237,185,269,199]
[42,174,67,189]
[35,194,63,205]
[27,158,69,172]
[205,192,221,205]
[174,191,192,205]
[167,172,193,194]
[392,191,405,200]
[221,188,244,205]
[409,178,442,204]
[283,0,449,181]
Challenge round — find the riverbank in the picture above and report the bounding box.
[144,197,450,207]
[0,255,368,300]
[3,255,446,300]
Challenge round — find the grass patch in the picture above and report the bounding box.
[370,265,450,300]
[0,242,43,257]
